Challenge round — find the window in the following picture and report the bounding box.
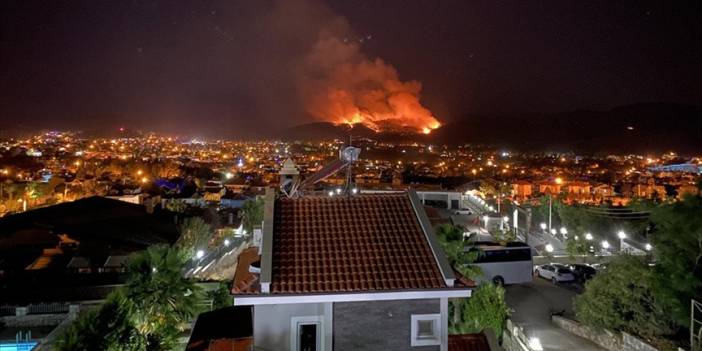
[411,314,441,346]
[291,316,324,351]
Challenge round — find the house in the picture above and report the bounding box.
[231,188,471,351]
[510,180,532,199]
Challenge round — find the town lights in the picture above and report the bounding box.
[141,177,148,184]
[335,188,342,194]
[550,229,557,235]
[555,177,563,185]
[503,216,509,222]
[545,244,554,253]
[328,191,334,197]
[559,227,568,235]
[224,239,230,247]
[225,172,233,179]
[601,240,610,249]
[351,188,358,194]
[585,233,593,241]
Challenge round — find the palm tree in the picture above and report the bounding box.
[124,245,201,350]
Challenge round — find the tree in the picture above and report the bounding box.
[165,198,186,213]
[55,291,143,351]
[648,185,702,328]
[436,224,481,278]
[177,217,213,257]
[124,245,201,350]
[574,255,674,339]
[238,198,264,234]
[207,281,233,310]
[450,283,510,336]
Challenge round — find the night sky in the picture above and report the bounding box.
[1,0,701,138]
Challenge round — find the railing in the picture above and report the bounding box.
[0,304,15,316]
[27,302,70,314]
[0,302,71,316]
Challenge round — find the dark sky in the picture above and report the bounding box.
[1,0,700,137]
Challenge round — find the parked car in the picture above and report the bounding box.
[568,264,597,282]
[535,264,575,283]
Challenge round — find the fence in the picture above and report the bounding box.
[0,302,71,316]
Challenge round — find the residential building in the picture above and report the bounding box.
[231,188,471,351]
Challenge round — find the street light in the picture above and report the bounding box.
[550,229,557,235]
[195,250,205,260]
[545,244,554,253]
[225,172,233,179]
[585,233,593,241]
[528,337,544,351]
[560,227,568,235]
[601,240,610,250]
[540,222,547,230]
[645,243,653,251]
[224,239,230,247]
[617,231,627,252]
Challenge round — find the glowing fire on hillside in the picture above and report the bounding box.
[298,34,441,134]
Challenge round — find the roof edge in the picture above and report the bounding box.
[406,189,456,287]
[259,187,275,293]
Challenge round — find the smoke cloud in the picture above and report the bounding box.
[261,0,440,134]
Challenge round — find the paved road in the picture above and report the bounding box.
[505,277,604,351]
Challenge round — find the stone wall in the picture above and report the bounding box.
[0,313,68,328]
[552,316,661,351]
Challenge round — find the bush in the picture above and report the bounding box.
[574,255,674,339]
[450,283,510,336]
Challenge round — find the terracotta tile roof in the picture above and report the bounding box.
[270,193,447,294]
[448,333,491,351]
[231,247,260,294]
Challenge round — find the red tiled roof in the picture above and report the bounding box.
[270,193,447,294]
[448,333,491,351]
[231,247,260,294]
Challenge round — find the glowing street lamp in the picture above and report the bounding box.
[550,228,557,235]
[617,231,627,252]
[540,222,547,230]
[645,243,653,251]
[585,233,593,241]
[224,239,231,247]
[195,250,205,260]
[560,227,568,235]
[225,172,233,179]
[601,240,610,250]
[545,244,554,253]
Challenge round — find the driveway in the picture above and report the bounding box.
[504,277,604,351]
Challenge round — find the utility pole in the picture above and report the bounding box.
[548,194,552,232]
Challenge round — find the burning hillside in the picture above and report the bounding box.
[297,31,441,134]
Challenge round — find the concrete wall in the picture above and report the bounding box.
[552,316,662,351]
[253,302,333,351]
[333,299,441,351]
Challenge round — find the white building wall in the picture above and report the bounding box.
[254,302,333,351]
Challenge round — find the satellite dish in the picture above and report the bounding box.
[341,146,361,162]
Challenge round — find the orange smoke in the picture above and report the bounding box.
[298,34,441,134]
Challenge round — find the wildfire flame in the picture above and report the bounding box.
[298,34,441,134]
